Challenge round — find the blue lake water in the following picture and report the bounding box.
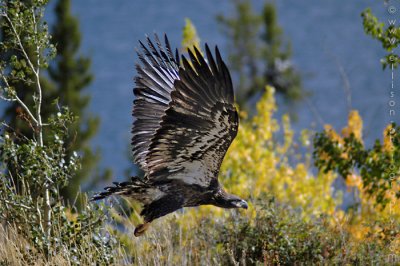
[19,1,400,188]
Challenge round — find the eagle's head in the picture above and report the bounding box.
[212,189,248,209]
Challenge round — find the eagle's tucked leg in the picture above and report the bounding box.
[132,195,183,236]
[134,222,151,236]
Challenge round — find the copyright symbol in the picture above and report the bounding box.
[388,6,397,14]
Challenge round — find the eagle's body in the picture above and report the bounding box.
[92,34,247,236]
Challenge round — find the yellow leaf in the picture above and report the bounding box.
[181,18,201,54]
[342,110,363,141]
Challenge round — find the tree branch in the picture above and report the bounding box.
[0,74,39,125]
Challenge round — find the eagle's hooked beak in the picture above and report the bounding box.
[236,199,248,209]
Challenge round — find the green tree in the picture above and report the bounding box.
[217,0,303,107]
[1,0,56,140]
[261,3,302,101]
[0,0,57,198]
[0,1,119,262]
[1,0,110,207]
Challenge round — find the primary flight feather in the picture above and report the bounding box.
[92,34,247,236]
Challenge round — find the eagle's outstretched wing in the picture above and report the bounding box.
[132,35,238,188]
[132,35,180,172]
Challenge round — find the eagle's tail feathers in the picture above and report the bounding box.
[90,176,149,201]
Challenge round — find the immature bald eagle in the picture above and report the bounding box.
[92,34,247,236]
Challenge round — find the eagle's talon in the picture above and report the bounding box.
[134,222,150,237]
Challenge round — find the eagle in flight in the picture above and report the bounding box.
[92,34,247,236]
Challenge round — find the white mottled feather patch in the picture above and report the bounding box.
[147,188,166,201]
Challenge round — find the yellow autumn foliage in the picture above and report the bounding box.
[341,110,363,141]
[383,123,396,152]
[323,110,400,245]
[181,18,201,54]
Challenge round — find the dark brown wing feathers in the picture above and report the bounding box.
[132,34,238,187]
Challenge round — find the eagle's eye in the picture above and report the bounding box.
[231,199,248,209]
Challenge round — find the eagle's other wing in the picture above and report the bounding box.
[145,45,238,187]
[132,35,180,172]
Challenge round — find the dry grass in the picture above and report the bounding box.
[0,224,126,266]
[0,225,57,266]
[0,215,221,266]
[114,212,223,266]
